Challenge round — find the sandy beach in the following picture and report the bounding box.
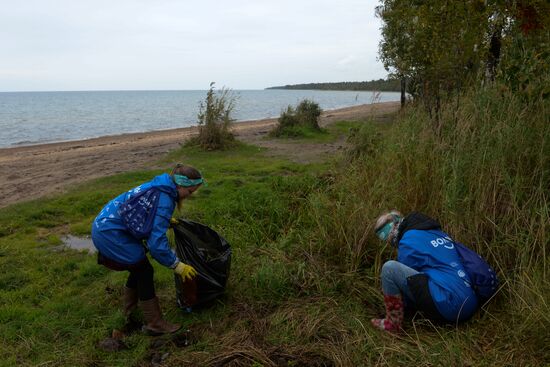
[0,101,399,208]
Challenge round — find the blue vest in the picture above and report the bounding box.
[91,173,179,268]
[398,229,478,322]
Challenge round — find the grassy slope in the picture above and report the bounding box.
[0,100,548,366]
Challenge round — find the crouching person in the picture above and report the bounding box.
[371,211,478,332]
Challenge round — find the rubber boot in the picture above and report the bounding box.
[122,286,138,318]
[371,294,404,332]
[140,297,181,335]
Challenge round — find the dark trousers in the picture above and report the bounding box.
[97,252,156,301]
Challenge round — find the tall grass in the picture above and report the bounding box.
[302,82,550,361]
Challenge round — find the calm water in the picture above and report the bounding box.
[0,90,400,148]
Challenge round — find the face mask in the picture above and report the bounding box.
[376,222,394,241]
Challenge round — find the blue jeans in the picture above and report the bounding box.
[381,260,419,304]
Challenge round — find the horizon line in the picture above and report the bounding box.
[0,88,268,93]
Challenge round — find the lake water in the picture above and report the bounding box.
[0,89,400,148]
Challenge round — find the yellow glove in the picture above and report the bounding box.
[174,262,197,281]
[170,217,179,227]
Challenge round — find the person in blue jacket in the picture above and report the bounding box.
[371,211,478,332]
[91,163,204,335]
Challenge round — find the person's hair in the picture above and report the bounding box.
[374,210,402,232]
[171,163,202,211]
[170,163,202,185]
[374,210,403,246]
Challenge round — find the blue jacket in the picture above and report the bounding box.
[91,173,179,268]
[397,214,478,322]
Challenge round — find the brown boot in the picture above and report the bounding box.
[140,297,181,335]
[122,286,138,318]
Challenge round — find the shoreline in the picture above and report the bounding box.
[0,101,392,151]
[0,101,400,208]
[0,115,277,153]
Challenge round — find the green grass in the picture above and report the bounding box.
[268,124,330,140]
[0,90,548,367]
[263,117,395,145]
[0,142,328,366]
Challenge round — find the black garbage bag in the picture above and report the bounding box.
[172,219,231,310]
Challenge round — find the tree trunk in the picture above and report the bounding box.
[487,26,502,81]
[400,77,406,108]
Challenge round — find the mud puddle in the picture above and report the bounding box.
[54,235,96,253]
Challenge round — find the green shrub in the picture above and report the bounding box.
[498,31,550,100]
[278,106,300,129]
[189,82,236,150]
[270,99,322,138]
[296,99,322,130]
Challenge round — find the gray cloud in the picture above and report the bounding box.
[0,0,387,91]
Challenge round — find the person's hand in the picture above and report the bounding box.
[174,262,197,281]
[169,217,179,228]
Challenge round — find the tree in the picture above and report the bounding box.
[376,0,550,109]
[376,0,488,123]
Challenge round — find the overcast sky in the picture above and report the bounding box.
[0,0,387,91]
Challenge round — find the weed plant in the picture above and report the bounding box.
[187,82,236,150]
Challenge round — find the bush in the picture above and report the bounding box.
[295,99,322,130]
[188,82,236,150]
[498,32,550,100]
[270,106,300,137]
[270,99,322,138]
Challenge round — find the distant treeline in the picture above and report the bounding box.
[266,79,401,92]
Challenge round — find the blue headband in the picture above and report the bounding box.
[376,221,394,241]
[173,174,204,187]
